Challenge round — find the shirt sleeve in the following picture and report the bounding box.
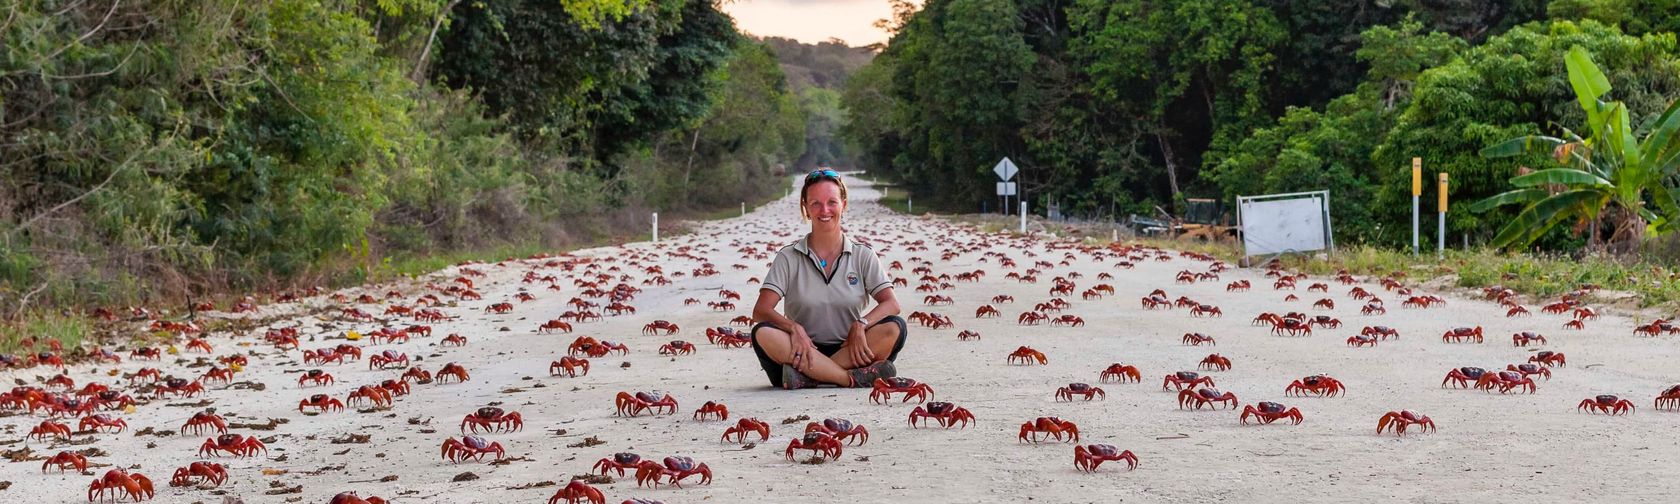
[761,250,793,297]
[858,246,891,296]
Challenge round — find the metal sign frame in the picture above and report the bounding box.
[1235,190,1334,260]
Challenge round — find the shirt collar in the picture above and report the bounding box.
[795,233,853,257]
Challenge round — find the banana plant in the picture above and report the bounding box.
[1472,45,1680,252]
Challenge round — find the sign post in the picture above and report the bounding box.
[994,157,1019,216]
[652,212,659,243]
[1437,173,1448,259]
[1411,158,1421,257]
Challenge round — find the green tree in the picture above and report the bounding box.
[1370,20,1680,247]
[1547,0,1680,36]
[1070,0,1287,203]
[1472,46,1680,252]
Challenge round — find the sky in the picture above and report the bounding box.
[720,0,921,47]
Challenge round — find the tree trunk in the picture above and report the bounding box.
[1156,131,1182,202]
[412,0,465,84]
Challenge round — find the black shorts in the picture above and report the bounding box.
[751,315,907,388]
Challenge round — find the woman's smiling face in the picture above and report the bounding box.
[803,180,846,231]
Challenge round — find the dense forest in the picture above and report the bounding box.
[841,0,1680,251]
[0,0,854,312]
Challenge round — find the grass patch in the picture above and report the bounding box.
[943,210,1680,311]
[0,312,89,354]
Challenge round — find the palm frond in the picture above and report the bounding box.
[1489,190,1608,248]
[1469,188,1547,213]
[1507,168,1612,189]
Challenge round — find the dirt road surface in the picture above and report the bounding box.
[3,178,1677,503]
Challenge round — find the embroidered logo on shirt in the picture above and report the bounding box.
[846,272,859,286]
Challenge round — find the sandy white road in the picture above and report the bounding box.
[3,178,1678,504]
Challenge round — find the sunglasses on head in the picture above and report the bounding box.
[805,169,839,181]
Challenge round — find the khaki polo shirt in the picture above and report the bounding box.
[761,233,891,345]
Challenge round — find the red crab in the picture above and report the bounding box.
[869,377,934,404]
[615,391,678,417]
[1051,314,1086,327]
[1198,354,1232,371]
[198,433,268,457]
[1055,382,1106,401]
[957,330,982,341]
[658,340,696,356]
[180,411,227,435]
[441,333,468,346]
[547,480,604,504]
[1161,371,1215,391]
[346,385,393,408]
[1361,302,1387,316]
[1346,333,1379,347]
[1178,388,1238,410]
[975,305,1000,318]
[1578,394,1634,415]
[170,461,227,487]
[297,369,336,387]
[441,435,506,463]
[1477,370,1537,394]
[485,302,514,314]
[1361,326,1399,339]
[1441,366,1490,389]
[1241,401,1303,425]
[87,469,155,503]
[1190,304,1223,317]
[1658,384,1680,411]
[1099,363,1141,383]
[550,356,590,377]
[643,320,679,335]
[1529,351,1566,367]
[1506,363,1552,380]
[1442,326,1483,343]
[635,456,712,487]
[42,450,89,473]
[185,338,213,353]
[1018,416,1080,443]
[369,350,409,370]
[1007,346,1047,365]
[538,319,573,334]
[1073,444,1137,472]
[461,406,524,433]
[153,377,206,398]
[30,419,72,440]
[593,452,644,476]
[785,432,844,461]
[721,418,770,442]
[692,401,729,421]
[299,393,345,413]
[908,401,974,428]
[1506,305,1530,317]
[805,418,870,445]
[380,378,410,397]
[1511,331,1547,346]
[1376,410,1436,436]
[437,362,471,383]
[77,413,128,433]
[1285,375,1345,397]
[331,492,390,504]
[1182,332,1216,346]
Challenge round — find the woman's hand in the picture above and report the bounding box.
[845,321,875,366]
[788,324,818,371]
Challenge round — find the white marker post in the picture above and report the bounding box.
[652,212,659,243]
[740,202,744,217]
[908,197,913,214]
[1019,201,1027,234]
